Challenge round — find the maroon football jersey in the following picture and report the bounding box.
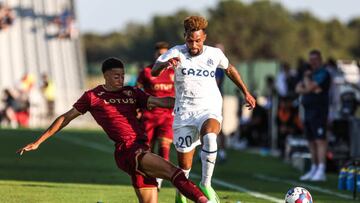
[73,85,150,147]
[137,64,174,114]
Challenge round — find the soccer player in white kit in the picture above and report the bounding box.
[152,16,256,203]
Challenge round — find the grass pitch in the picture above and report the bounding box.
[0,128,356,203]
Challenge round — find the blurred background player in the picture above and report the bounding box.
[152,16,256,203]
[17,58,209,203]
[137,41,175,189]
[296,50,331,181]
[41,73,55,118]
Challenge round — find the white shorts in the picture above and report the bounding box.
[173,111,222,153]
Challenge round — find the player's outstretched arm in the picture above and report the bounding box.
[147,96,175,109]
[16,108,82,155]
[151,57,180,76]
[225,64,256,109]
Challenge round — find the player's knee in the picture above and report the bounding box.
[200,119,221,134]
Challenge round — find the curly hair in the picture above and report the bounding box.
[183,16,208,33]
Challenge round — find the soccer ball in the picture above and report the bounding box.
[285,187,313,203]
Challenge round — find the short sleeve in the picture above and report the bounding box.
[156,46,179,63]
[217,48,229,69]
[134,88,150,109]
[73,92,91,114]
[313,69,330,89]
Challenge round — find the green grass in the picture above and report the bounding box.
[0,128,356,202]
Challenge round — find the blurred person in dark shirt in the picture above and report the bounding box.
[296,50,331,182]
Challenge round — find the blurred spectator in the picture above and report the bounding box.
[326,58,343,121]
[1,89,19,128]
[54,7,77,39]
[0,3,15,31]
[264,76,277,97]
[326,58,339,75]
[276,96,303,157]
[0,88,29,128]
[12,73,35,127]
[296,50,331,181]
[276,62,297,98]
[295,58,310,84]
[263,75,277,109]
[19,73,35,93]
[240,96,269,148]
[41,73,55,118]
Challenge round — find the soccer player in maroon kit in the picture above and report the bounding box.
[137,42,174,160]
[137,42,175,189]
[17,58,209,203]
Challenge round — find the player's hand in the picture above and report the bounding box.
[245,92,256,110]
[166,57,180,69]
[17,142,39,155]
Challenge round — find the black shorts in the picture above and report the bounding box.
[304,119,327,141]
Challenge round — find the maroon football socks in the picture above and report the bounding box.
[171,169,208,203]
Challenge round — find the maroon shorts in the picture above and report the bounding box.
[142,111,174,144]
[114,142,157,188]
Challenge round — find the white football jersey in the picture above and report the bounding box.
[156,44,229,123]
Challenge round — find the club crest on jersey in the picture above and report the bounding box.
[207,58,214,66]
[122,90,133,97]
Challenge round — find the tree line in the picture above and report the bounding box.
[82,0,360,68]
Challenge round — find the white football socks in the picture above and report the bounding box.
[317,163,326,174]
[310,164,317,173]
[156,178,163,189]
[182,168,191,179]
[201,133,218,187]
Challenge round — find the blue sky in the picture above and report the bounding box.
[75,0,360,33]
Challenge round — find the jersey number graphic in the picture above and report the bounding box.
[178,136,192,148]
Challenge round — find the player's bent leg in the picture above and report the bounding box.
[173,126,201,202]
[134,187,158,203]
[199,118,221,202]
[138,152,208,203]
[138,152,174,179]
